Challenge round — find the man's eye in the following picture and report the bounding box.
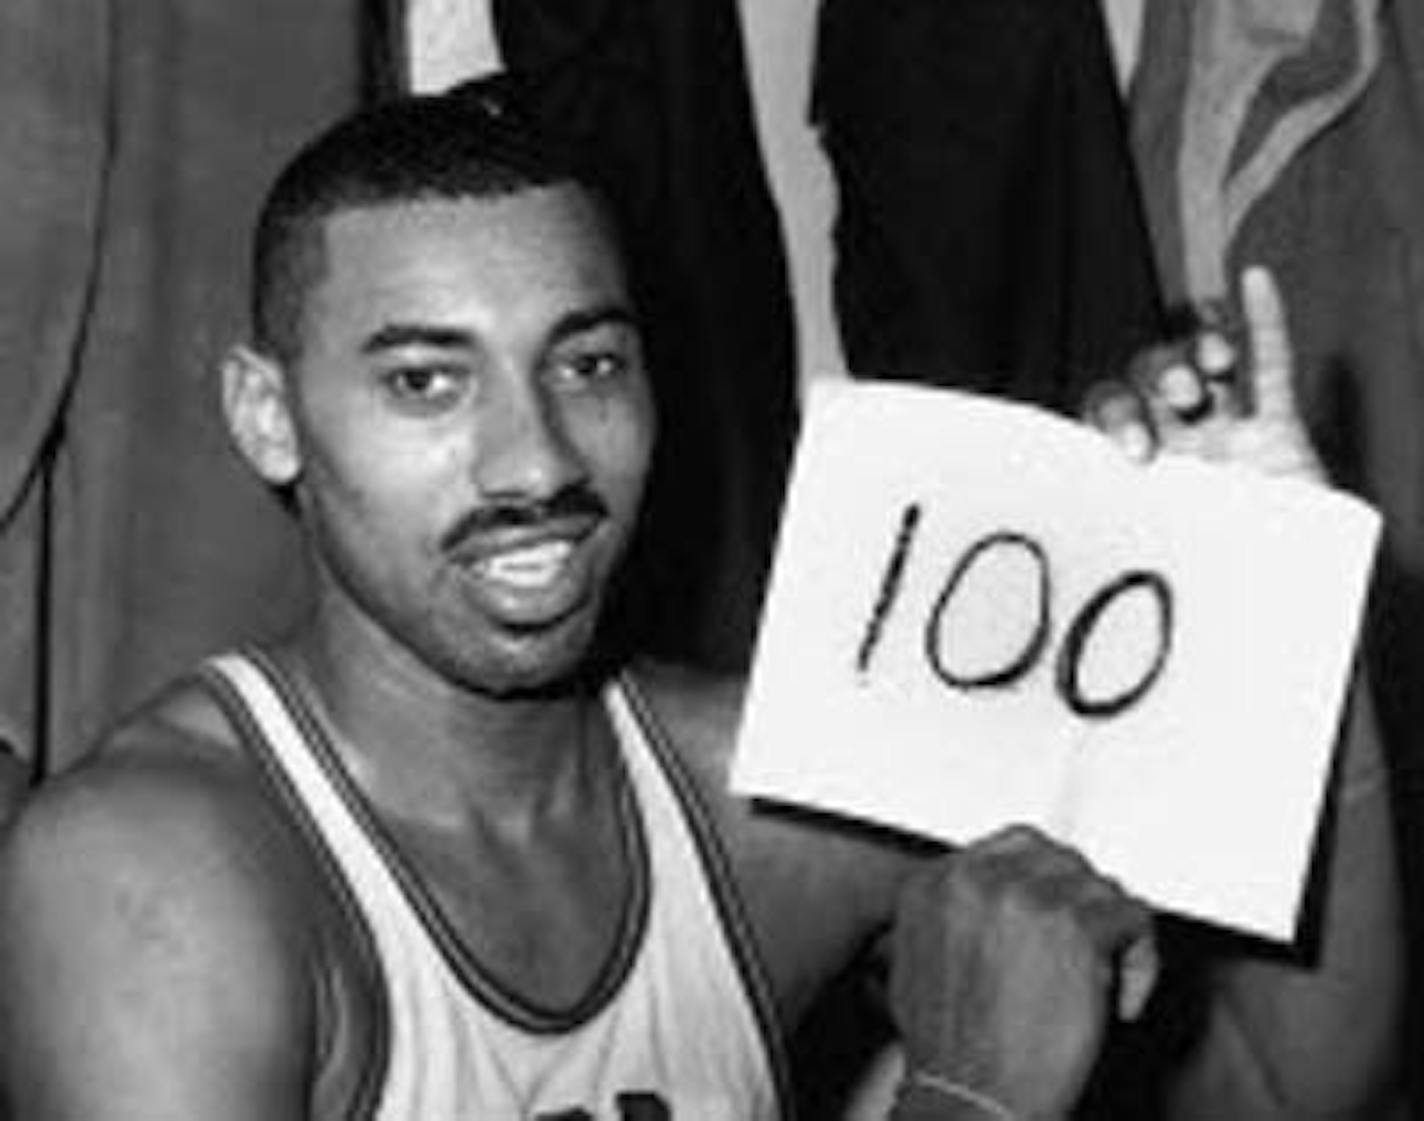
[382,365,464,404]
[554,351,628,388]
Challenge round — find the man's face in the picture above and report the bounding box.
[284,187,655,695]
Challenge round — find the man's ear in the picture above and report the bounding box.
[221,345,302,485]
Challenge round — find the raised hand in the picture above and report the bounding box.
[1084,267,1325,483]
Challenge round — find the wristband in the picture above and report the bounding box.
[906,1069,1018,1120]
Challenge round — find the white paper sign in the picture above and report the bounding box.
[732,382,1381,939]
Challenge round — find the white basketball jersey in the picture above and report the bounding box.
[203,652,789,1121]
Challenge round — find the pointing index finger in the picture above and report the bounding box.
[1241,265,1297,424]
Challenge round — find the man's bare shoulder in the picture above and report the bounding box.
[627,656,915,866]
[628,658,908,860]
[0,679,326,1119]
[627,660,914,1020]
[0,676,319,967]
[625,657,745,792]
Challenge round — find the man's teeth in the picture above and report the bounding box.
[478,541,574,588]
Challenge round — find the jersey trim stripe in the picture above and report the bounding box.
[619,675,798,1118]
[194,659,391,1121]
[247,648,656,1037]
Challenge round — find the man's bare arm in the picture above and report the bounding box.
[1164,680,1403,1118]
[1090,267,1405,1115]
[0,756,317,1120]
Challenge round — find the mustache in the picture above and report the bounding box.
[438,484,610,554]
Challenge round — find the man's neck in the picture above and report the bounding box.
[277,613,611,837]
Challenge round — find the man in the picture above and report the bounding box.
[0,82,1400,1119]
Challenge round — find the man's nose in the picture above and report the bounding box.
[472,378,587,501]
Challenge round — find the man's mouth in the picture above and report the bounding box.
[475,539,577,590]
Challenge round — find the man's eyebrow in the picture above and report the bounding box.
[359,305,638,356]
[361,324,477,354]
[548,304,639,344]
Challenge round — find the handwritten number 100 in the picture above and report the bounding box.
[857,505,1175,720]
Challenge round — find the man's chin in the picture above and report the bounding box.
[450,617,604,700]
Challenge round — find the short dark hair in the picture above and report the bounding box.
[251,75,609,362]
